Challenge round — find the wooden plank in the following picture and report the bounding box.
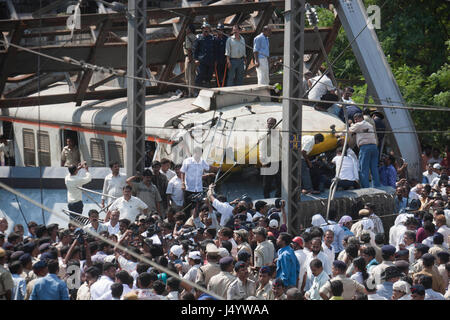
[74,19,112,106]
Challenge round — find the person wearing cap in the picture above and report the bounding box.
[375,266,403,299]
[275,232,300,287]
[370,244,396,284]
[194,22,216,90]
[255,266,272,299]
[291,236,307,292]
[363,203,384,235]
[25,260,48,300]
[390,279,412,300]
[180,251,202,294]
[213,23,228,87]
[413,253,446,294]
[350,208,373,239]
[410,283,426,300]
[64,160,91,217]
[253,227,275,270]
[253,25,271,85]
[29,259,69,300]
[108,185,149,223]
[225,24,246,86]
[207,256,236,299]
[183,24,197,97]
[264,277,287,300]
[195,243,221,287]
[227,261,256,300]
[0,248,14,300]
[349,112,381,188]
[319,260,365,300]
[423,162,440,184]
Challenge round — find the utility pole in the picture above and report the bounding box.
[281,0,305,235]
[126,0,147,176]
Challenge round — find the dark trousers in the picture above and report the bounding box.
[262,164,281,198]
[195,63,214,87]
[215,62,227,87]
[68,200,83,220]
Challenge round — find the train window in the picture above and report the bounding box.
[108,141,124,167]
[37,131,51,167]
[90,138,106,166]
[23,129,36,166]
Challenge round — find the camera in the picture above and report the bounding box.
[179,227,203,239]
[146,224,161,237]
[74,228,86,245]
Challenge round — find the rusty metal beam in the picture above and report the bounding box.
[74,19,112,106]
[4,72,66,98]
[0,28,331,76]
[157,17,192,93]
[0,84,181,108]
[309,15,341,75]
[87,73,118,91]
[0,22,24,97]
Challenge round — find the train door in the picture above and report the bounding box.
[60,129,81,166]
[1,120,15,165]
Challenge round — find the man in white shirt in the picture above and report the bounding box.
[90,262,116,300]
[331,146,359,189]
[180,147,215,213]
[423,163,439,184]
[83,210,108,234]
[160,158,176,181]
[307,72,334,102]
[304,237,332,291]
[291,236,307,292]
[207,186,234,227]
[64,162,92,218]
[301,134,324,194]
[104,210,120,235]
[108,185,148,223]
[101,161,127,208]
[435,215,450,246]
[166,164,184,211]
[322,230,335,264]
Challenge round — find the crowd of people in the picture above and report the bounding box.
[0,134,449,301]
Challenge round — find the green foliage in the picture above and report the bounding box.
[320,0,450,148]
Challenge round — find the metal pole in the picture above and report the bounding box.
[282,0,305,235]
[126,0,147,176]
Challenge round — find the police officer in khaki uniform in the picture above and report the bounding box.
[183,24,197,97]
[61,137,81,167]
[0,248,14,300]
[195,243,221,287]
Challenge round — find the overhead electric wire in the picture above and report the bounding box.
[0,42,449,113]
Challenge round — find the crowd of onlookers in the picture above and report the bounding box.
[0,138,449,300]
